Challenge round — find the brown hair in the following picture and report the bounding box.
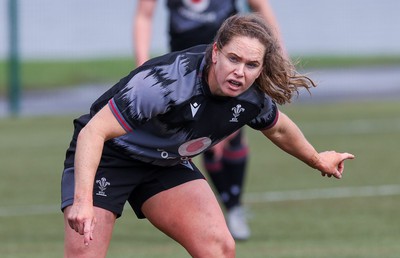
[204,13,315,105]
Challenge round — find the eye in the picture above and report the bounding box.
[246,62,259,69]
[228,56,240,64]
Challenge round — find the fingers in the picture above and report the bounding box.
[341,152,355,160]
[337,160,345,174]
[83,218,95,246]
[67,212,96,246]
[68,218,95,246]
[320,170,341,179]
[68,218,82,234]
[333,170,342,179]
[335,152,355,178]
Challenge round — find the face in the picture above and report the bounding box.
[208,36,264,97]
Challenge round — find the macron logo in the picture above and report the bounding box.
[190,102,201,117]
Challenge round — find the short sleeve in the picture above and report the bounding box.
[108,70,171,132]
[247,96,279,130]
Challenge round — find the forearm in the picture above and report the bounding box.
[262,112,355,179]
[269,128,319,168]
[134,18,152,66]
[73,126,105,205]
[262,112,319,168]
[134,0,156,66]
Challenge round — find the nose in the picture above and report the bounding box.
[234,63,245,77]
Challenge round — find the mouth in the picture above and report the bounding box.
[227,79,243,90]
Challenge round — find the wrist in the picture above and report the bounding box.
[74,194,93,205]
[308,152,321,169]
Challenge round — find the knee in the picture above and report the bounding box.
[217,233,236,258]
[193,230,236,258]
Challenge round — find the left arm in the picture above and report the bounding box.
[262,111,355,179]
[247,0,288,57]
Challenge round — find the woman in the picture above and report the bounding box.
[62,13,354,258]
[134,0,287,240]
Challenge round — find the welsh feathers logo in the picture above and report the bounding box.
[230,104,245,122]
[96,177,110,197]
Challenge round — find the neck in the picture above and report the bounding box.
[206,65,217,95]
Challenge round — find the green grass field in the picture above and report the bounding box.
[1,100,399,257]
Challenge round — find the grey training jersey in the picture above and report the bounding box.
[70,45,278,167]
[166,0,237,51]
[167,0,236,34]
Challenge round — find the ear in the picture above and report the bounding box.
[212,42,218,64]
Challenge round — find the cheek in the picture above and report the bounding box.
[215,63,228,80]
[249,69,263,83]
[246,70,261,83]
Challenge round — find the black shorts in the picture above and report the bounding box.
[61,159,205,219]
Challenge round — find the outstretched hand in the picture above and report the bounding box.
[314,151,355,179]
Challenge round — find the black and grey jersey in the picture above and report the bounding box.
[167,0,236,34]
[166,0,237,51]
[73,45,278,167]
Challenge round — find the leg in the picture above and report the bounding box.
[204,130,251,240]
[203,149,230,205]
[142,179,235,258]
[223,130,248,210]
[203,130,248,210]
[223,131,251,240]
[64,206,117,258]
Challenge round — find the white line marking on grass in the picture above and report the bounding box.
[0,204,59,217]
[244,184,400,203]
[1,185,400,217]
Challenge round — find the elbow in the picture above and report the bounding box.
[76,126,90,145]
[77,124,105,145]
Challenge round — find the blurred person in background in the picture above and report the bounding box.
[133,0,287,240]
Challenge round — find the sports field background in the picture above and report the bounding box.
[1,99,400,258]
[1,1,400,256]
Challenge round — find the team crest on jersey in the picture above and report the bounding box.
[183,0,210,13]
[229,104,245,122]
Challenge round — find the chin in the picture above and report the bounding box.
[226,89,243,97]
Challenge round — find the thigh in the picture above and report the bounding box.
[142,179,234,257]
[64,206,116,258]
[61,161,149,218]
[128,161,205,219]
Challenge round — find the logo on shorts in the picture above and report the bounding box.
[96,177,110,197]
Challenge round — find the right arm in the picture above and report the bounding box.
[133,0,157,66]
[67,105,126,246]
[261,111,355,178]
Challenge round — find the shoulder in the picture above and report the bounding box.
[112,48,208,120]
